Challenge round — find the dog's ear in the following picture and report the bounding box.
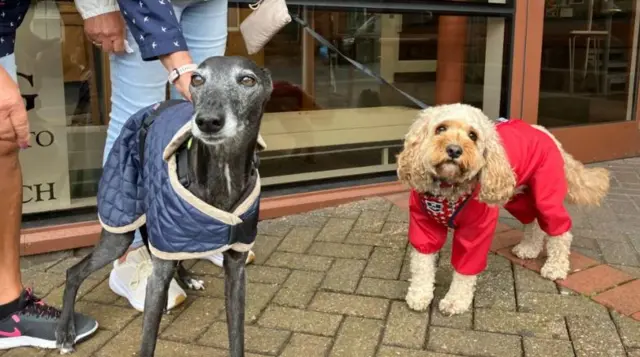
[397,108,438,192]
[261,68,274,94]
[261,68,272,80]
[477,125,516,205]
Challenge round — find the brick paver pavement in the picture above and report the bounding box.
[11,160,640,356]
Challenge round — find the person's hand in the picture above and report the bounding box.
[160,51,194,101]
[0,68,30,149]
[173,75,192,102]
[84,11,126,54]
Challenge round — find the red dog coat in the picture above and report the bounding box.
[409,119,571,275]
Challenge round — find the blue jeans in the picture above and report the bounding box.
[104,0,228,248]
[0,54,18,83]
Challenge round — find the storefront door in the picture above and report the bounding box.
[513,0,640,162]
[226,1,514,186]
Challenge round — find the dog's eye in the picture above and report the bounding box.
[468,131,478,142]
[240,76,256,87]
[191,74,205,87]
[435,125,447,134]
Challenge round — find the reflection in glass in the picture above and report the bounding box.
[16,1,108,214]
[17,2,513,217]
[257,8,511,185]
[538,0,637,127]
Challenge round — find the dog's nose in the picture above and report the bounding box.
[446,144,463,159]
[196,117,225,134]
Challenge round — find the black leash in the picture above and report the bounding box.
[290,14,430,110]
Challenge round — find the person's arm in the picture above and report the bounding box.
[0,1,30,56]
[116,0,194,99]
[116,0,188,61]
[0,67,29,149]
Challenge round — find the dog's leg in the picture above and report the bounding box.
[439,271,477,316]
[176,261,205,291]
[512,220,546,259]
[405,249,437,311]
[540,231,572,281]
[140,257,176,357]
[57,230,134,354]
[224,249,248,357]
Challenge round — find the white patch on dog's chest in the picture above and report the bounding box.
[224,164,231,194]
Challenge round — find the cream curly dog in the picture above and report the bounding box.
[397,103,610,315]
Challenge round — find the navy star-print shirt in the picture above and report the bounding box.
[117,0,189,61]
[0,1,29,57]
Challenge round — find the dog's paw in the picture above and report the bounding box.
[540,261,569,281]
[55,326,76,355]
[405,290,433,311]
[59,345,75,355]
[185,278,205,291]
[512,242,542,260]
[438,295,472,316]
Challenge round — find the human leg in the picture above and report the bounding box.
[106,26,168,250]
[175,0,256,267]
[0,53,23,308]
[0,55,98,351]
[0,54,18,82]
[105,11,187,308]
[0,139,23,309]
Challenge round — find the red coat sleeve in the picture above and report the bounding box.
[408,190,448,254]
[450,198,500,275]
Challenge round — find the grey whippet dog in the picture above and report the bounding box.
[55,56,273,356]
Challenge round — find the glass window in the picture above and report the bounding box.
[15,1,513,219]
[538,0,639,127]
[256,7,513,185]
[16,1,108,214]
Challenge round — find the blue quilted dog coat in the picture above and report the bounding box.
[97,100,262,260]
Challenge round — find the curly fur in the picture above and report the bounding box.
[400,103,610,316]
[541,231,573,280]
[405,250,437,311]
[397,104,609,206]
[512,222,546,259]
[531,125,610,206]
[397,104,516,204]
[476,123,516,205]
[438,272,477,316]
[405,249,478,315]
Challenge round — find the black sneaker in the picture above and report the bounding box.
[0,289,98,350]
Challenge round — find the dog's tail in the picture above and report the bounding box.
[532,125,610,206]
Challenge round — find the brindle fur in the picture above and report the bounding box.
[55,56,273,357]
